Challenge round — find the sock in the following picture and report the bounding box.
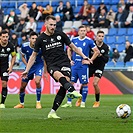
[1,87,8,104]
[52,86,66,111]
[36,88,41,102]
[82,86,88,102]
[67,98,72,103]
[95,93,100,102]
[59,77,75,92]
[19,92,25,104]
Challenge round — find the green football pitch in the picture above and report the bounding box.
[0,94,132,133]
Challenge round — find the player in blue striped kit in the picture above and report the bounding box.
[62,25,99,108]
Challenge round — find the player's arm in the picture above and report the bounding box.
[44,60,48,80]
[90,46,100,62]
[99,46,109,63]
[21,51,37,78]
[69,43,88,59]
[21,54,27,66]
[8,51,16,74]
[67,47,74,66]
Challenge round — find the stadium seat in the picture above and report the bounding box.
[111,0,119,5]
[100,28,108,35]
[92,0,101,5]
[72,21,82,29]
[91,28,99,35]
[63,21,73,29]
[15,9,21,15]
[117,44,125,52]
[116,36,126,44]
[125,62,133,67]
[127,28,133,36]
[127,36,133,43]
[108,28,117,36]
[111,5,118,12]
[106,61,115,67]
[106,36,116,45]
[117,28,127,36]
[115,62,124,67]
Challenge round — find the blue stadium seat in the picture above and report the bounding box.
[15,9,21,15]
[117,44,125,52]
[127,35,133,43]
[106,61,115,67]
[74,6,81,14]
[117,28,127,36]
[111,5,118,12]
[108,28,117,36]
[92,0,101,5]
[37,22,44,30]
[115,62,124,67]
[127,28,133,36]
[125,62,133,67]
[42,1,49,7]
[116,36,126,44]
[106,36,116,45]
[36,2,43,6]
[111,0,119,5]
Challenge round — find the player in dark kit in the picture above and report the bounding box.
[0,30,16,108]
[82,30,109,107]
[21,15,90,119]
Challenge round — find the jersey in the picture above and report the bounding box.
[0,42,15,81]
[21,42,44,82]
[89,41,109,78]
[71,36,96,84]
[34,30,71,67]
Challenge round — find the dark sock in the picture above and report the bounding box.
[59,77,75,92]
[20,92,25,103]
[52,86,66,111]
[1,87,8,104]
[95,93,100,102]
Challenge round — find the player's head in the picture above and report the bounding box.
[0,30,9,45]
[96,30,104,43]
[29,32,38,46]
[45,15,56,35]
[78,25,87,38]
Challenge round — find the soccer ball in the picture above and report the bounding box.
[116,104,131,119]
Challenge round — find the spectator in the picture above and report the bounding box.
[106,9,116,26]
[124,40,133,63]
[110,7,125,28]
[42,4,53,21]
[121,5,133,28]
[63,1,74,21]
[94,9,109,28]
[19,3,29,21]
[25,17,37,34]
[96,2,108,15]
[86,26,95,40]
[40,23,46,33]
[55,1,64,19]
[28,2,38,20]
[14,18,26,37]
[36,5,44,21]
[125,0,133,11]
[66,26,78,40]
[3,10,19,30]
[75,0,90,21]
[55,15,63,31]
[117,0,126,11]
[87,6,98,28]
[112,48,120,64]
[0,7,4,27]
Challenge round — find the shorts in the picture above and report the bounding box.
[47,61,71,81]
[71,67,88,84]
[0,65,9,81]
[89,65,103,79]
[22,64,43,83]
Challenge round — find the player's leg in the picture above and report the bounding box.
[48,86,66,119]
[0,80,8,108]
[35,75,42,109]
[14,80,28,108]
[93,76,101,108]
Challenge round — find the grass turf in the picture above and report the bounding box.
[0,94,132,133]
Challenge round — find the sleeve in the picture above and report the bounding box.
[61,31,71,46]
[90,39,96,49]
[100,45,109,63]
[20,45,25,55]
[10,44,16,56]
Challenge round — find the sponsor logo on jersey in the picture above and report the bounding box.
[95,69,102,74]
[61,67,71,72]
[1,49,5,53]
[45,42,62,50]
[0,53,8,57]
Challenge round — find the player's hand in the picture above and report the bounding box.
[70,60,74,66]
[44,72,48,81]
[7,67,12,74]
[82,58,93,64]
[21,70,28,79]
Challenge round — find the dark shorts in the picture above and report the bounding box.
[89,65,104,79]
[47,61,71,81]
[0,65,9,81]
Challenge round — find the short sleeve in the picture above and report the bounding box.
[34,36,42,53]
[61,31,71,46]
